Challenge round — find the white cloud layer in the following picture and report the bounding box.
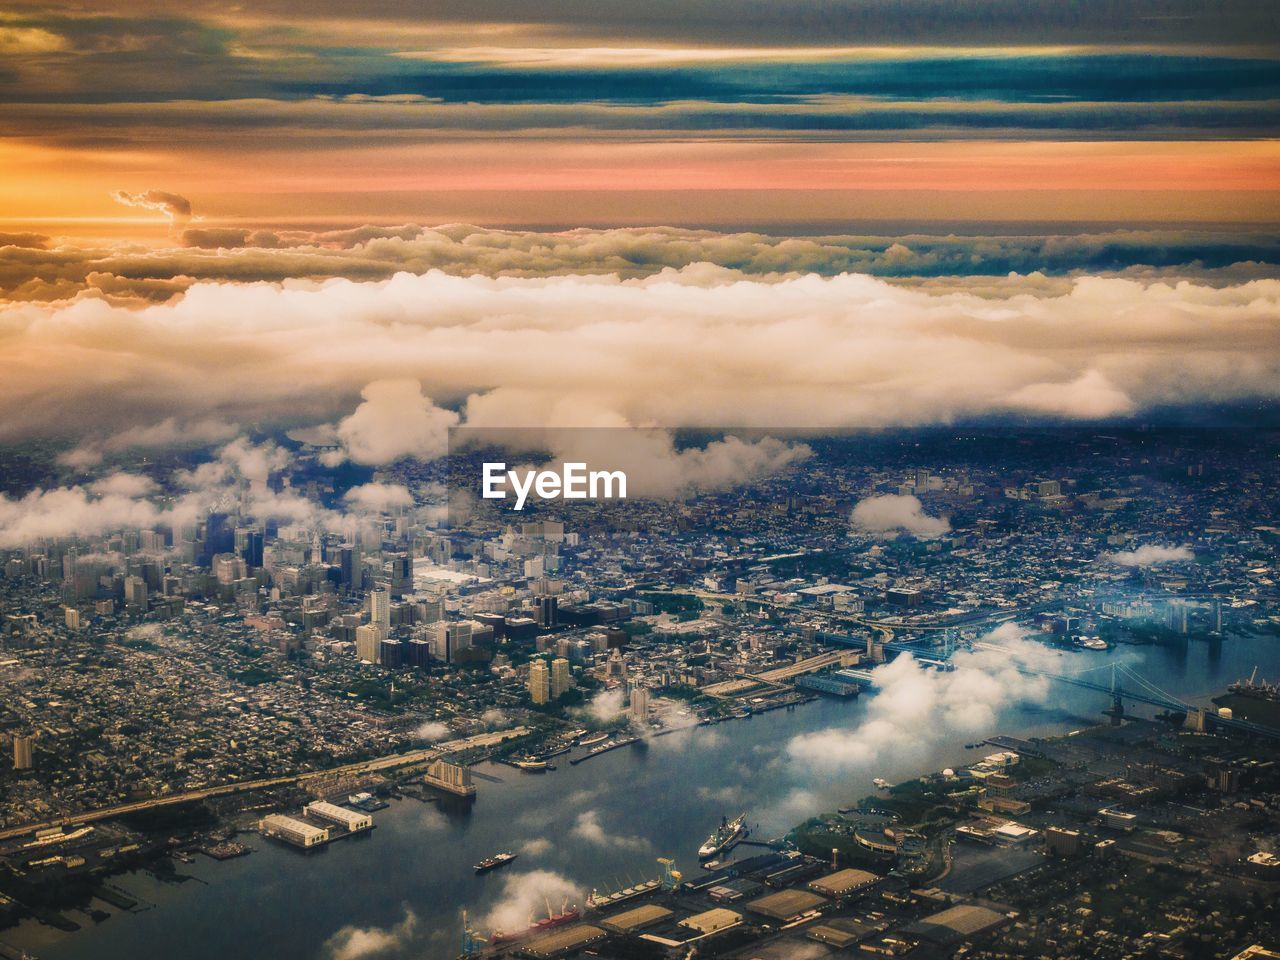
[2,269,1278,445]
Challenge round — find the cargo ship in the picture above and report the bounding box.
[698,813,747,860]
[474,852,518,873]
[1229,667,1280,702]
[489,905,579,944]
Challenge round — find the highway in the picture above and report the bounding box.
[701,650,856,698]
[0,727,528,844]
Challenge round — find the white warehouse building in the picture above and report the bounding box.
[259,814,329,848]
[303,800,373,833]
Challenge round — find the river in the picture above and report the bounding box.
[6,629,1277,960]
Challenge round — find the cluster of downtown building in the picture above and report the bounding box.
[1,429,1278,827]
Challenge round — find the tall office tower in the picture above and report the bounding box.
[430,621,474,663]
[203,511,234,564]
[379,638,404,669]
[369,587,391,632]
[124,575,148,610]
[629,685,650,724]
[355,623,382,663]
[536,595,558,628]
[406,636,432,669]
[340,543,362,590]
[12,735,33,771]
[417,597,445,624]
[550,657,572,698]
[528,659,550,704]
[389,553,413,598]
[240,529,265,568]
[140,529,166,553]
[64,607,81,630]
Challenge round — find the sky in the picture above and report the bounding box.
[2,0,1280,228]
[0,0,1278,486]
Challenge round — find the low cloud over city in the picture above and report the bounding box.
[2,256,1278,451]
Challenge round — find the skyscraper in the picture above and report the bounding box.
[550,657,572,698]
[528,659,550,705]
[370,587,391,632]
[535,595,558,628]
[356,623,382,663]
[389,553,412,598]
[12,735,34,771]
[629,685,650,724]
[124,575,148,610]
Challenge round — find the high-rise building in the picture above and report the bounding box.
[417,597,446,624]
[124,575,148,610]
[430,620,475,663]
[215,554,248,585]
[370,587,391,632]
[406,636,432,669]
[535,595,558,628]
[203,511,234,564]
[340,543,362,590]
[356,623,383,663]
[389,553,413,598]
[528,659,550,704]
[629,685,650,724]
[64,606,81,630]
[550,657,572,698]
[12,735,34,771]
[239,529,265,568]
[380,638,404,669]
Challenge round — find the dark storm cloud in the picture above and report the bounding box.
[20,0,1280,48]
[2,2,1278,142]
[289,55,1280,106]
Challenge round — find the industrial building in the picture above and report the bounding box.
[303,800,372,833]
[598,903,672,934]
[679,908,741,935]
[808,867,879,899]
[744,888,827,922]
[423,758,476,797]
[520,923,606,959]
[904,904,1011,946]
[258,814,329,848]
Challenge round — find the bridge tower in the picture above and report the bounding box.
[1104,663,1125,725]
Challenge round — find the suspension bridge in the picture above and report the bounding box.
[807,628,1280,740]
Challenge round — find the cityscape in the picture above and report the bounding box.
[0,427,1278,959]
[3,0,1280,958]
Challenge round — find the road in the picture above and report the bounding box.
[0,727,528,844]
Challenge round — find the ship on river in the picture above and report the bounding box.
[698,813,747,860]
[1229,667,1280,702]
[474,852,517,874]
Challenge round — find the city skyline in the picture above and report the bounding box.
[2,4,1279,959]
